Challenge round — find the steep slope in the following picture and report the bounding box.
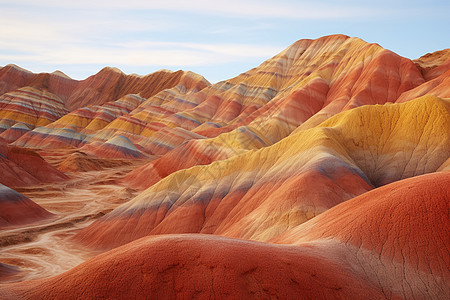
[274,172,450,299]
[0,184,52,228]
[0,87,68,133]
[0,64,77,102]
[0,137,68,188]
[2,173,447,299]
[12,94,146,149]
[12,71,210,157]
[123,34,428,189]
[0,65,210,112]
[0,35,449,299]
[11,35,428,164]
[413,48,450,81]
[64,68,209,111]
[75,95,450,249]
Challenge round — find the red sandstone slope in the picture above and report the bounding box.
[0,234,384,299]
[413,48,450,81]
[64,68,209,111]
[274,172,450,299]
[0,65,77,102]
[124,34,430,190]
[2,172,448,299]
[0,137,68,188]
[0,184,52,228]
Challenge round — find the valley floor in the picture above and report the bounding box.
[0,150,146,283]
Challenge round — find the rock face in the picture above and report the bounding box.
[0,34,449,298]
[0,87,68,133]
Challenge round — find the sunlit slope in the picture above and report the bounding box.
[0,87,68,134]
[398,50,450,102]
[413,48,450,81]
[0,65,209,112]
[0,234,384,299]
[76,95,450,249]
[12,71,209,157]
[7,35,428,163]
[124,34,428,188]
[0,64,77,102]
[12,94,146,149]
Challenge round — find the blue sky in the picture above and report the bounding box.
[1,0,449,83]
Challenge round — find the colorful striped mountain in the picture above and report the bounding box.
[0,35,448,299]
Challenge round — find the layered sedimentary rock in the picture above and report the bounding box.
[2,173,448,299]
[0,65,77,102]
[274,172,450,299]
[413,48,450,81]
[0,87,68,133]
[0,34,449,299]
[123,34,431,189]
[10,71,209,158]
[76,95,450,248]
[0,65,209,112]
[0,137,67,188]
[0,184,52,228]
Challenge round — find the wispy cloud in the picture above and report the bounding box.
[0,3,283,72]
[1,0,448,81]
[1,40,282,67]
[0,0,406,20]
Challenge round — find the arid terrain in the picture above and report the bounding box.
[0,35,449,299]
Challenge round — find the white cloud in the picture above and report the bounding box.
[0,7,283,69]
[0,40,282,67]
[0,0,392,19]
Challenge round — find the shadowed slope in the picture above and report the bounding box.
[0,184,52,228]
[0,138,68,188]
[0,263,18,280]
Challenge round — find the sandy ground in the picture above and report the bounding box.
[0,150,147,283]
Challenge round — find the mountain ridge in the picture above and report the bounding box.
[0,34,448,298]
